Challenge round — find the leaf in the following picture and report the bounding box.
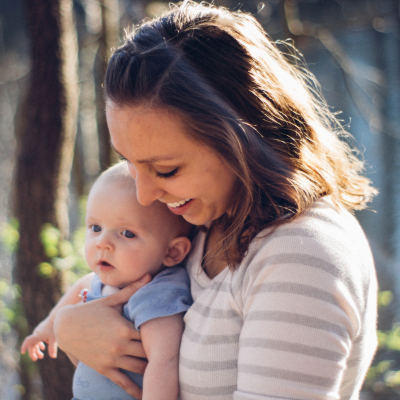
[37,262,55,278]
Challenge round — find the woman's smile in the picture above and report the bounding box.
[166,198,194,215]
[166,198,192,208]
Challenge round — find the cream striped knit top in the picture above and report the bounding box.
[179,197,377,400]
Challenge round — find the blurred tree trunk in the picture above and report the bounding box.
[372,18,399,329]
[377,0,400,324]
[14,0,78,399]
[375,0,396,261]
[95,0,119,170]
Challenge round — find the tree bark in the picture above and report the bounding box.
[14,0,78,398]
[95,0,119,170]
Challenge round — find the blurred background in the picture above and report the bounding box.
[0,0,399,399]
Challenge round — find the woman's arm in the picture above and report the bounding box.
[140,314,184,400]
[54,274,151,399]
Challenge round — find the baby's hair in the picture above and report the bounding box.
[97,160,135,185]
[94,161,195,240]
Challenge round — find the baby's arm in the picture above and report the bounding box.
[140,313,184,400]
[21,272,95,362]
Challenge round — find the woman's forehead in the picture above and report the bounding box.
[107,104,201,161]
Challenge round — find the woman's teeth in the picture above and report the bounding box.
[167,199,191,208]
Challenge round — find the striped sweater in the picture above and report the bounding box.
[179,197,377,400]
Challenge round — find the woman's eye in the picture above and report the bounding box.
[91,224,101,232]
[156,168,178,178]
[122,230,135,238]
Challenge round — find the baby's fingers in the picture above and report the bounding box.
[21,336,41,355]
[20,339,29,355]
[47,337,58,358]
[28,342,45,361]
[20,335,34,354]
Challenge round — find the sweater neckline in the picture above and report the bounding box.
[188,230,229,287]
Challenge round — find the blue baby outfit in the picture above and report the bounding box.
[72,266,192,400]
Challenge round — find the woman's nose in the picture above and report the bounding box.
[135,171,164,206]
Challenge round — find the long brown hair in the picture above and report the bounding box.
[104,1,376,267]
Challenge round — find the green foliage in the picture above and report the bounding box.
[379,290,394,308]
[36,196,90,283]
[1,218,20,252]
[364,290,400,397]
[0,206,90,337]
[38,220,89,283]
[1,217,89,282]
[56,225,90,286]
[40,223,61,258]
[0,279,21,336]
[1,211,90,398]
[378,325,400,352]
[37,262,55,278]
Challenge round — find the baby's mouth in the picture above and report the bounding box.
[98,260,113,268]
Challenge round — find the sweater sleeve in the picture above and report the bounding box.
[233,226,365,400]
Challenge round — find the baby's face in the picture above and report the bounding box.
[84,178,181,288]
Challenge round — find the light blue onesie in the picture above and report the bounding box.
[72,266,192,400]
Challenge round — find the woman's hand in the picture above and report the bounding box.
[54,274,151,399]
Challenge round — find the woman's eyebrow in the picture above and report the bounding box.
[112,147,178,164]
[135,155,178,163]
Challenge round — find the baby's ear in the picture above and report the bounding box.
[163,237,192,267]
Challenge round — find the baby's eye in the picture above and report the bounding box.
[122,230,135,239]
[91,224,101,233]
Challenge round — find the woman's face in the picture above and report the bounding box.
[106,102,237,226]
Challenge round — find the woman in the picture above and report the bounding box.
[55,2,378,399]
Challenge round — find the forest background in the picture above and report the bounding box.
[0,0,399,399]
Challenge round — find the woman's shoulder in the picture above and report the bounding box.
[227,197,377,341]
[234,197,376,302]
[248,196,371,262]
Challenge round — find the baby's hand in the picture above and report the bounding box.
[20,317,58,361]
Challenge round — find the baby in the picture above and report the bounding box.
[21,162,193,400]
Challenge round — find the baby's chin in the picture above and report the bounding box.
[101,285,120,296]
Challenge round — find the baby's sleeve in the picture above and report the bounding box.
[123,266,193,330]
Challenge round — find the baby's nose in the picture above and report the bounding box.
[96,232,113,250]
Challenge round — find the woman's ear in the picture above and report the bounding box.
[163,236,192,267]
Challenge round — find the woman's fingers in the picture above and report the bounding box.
[124,338,146,357]
[105,274,152,308]
[117,355,147,374]
[54,300,146,374]
[107,368,143,399]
